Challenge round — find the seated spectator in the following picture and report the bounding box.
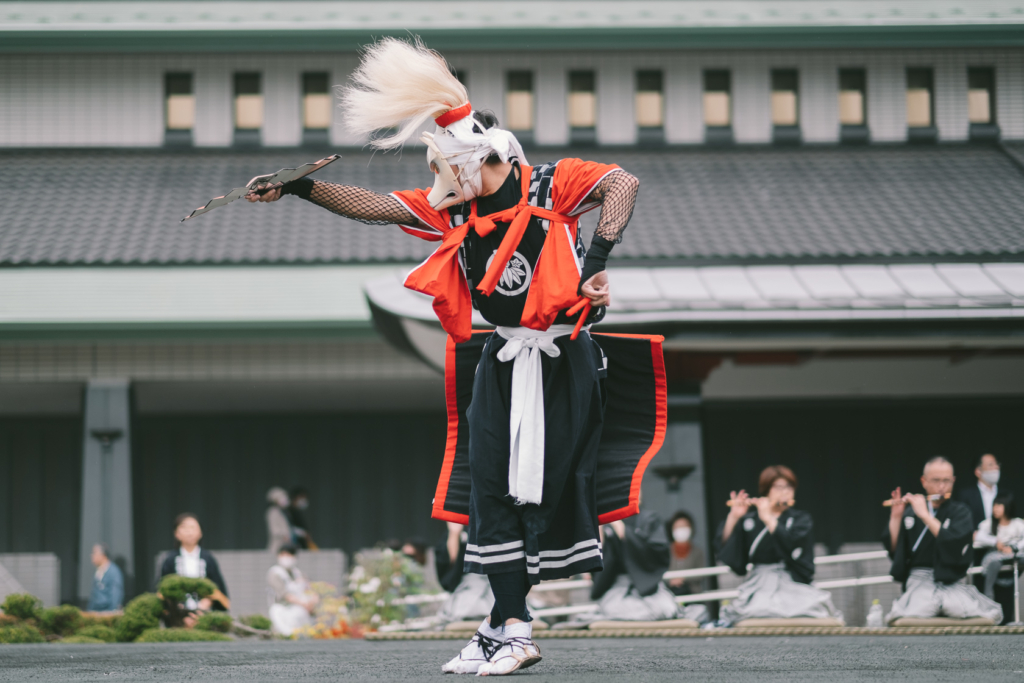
[588,503,692,622]
[160,513,230,619]
[884,457,1002,624]
[715,465,843,626]
[266,487,293,554]
[86,543,123,612]
[974,495,1024,600]
[666,511,706,596]
[402,537,430,567]
[957,453,1011,531]
[267,545,318,636]
[435,522,493,623]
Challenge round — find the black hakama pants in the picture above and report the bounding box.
[430,330,667,586]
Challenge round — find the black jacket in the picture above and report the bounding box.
[591,509,670,600]
[159,548,229,601]
[884,499,974,586]
[957,483,1011,530]
[714,508,816,585]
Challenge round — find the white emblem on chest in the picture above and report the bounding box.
[791,547,802,560]
[486,250,533,297]
[743,518,755,532]
[904,516,915,530]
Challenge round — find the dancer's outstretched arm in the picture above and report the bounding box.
[246,178,419,227]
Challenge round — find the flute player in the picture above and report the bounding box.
[883,456,1003,625]
[712,465,843,627]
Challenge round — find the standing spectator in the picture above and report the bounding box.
[975,495,1024,599]
[160,513,230,616]
[287,487,315,550]
[665,511,706,596]
[86,544,123,612]
[958,453,1011,531]
[267,545,318,636]
[266,487,293,554]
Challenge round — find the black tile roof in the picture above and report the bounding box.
[2,144,1023,266]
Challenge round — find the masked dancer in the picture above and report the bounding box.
[245,38,665,675]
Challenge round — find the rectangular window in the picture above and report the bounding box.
[302,72,332,130]
[505,71,534,132]
[906,68,934,129]
[968,67,995,125]
[568,71,596,130]
[234,72,263,130]
[165,73,194,131]
[703,70,731,128]
[771,69,799,127]
[635,70,664,128]
[838,68,866,126]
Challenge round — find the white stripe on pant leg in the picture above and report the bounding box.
[534,539,601,559]
[526,548,604,570]
[467,540,524,554]
[464,550,527,565]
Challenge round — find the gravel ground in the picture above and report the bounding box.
[1,636,1023,682]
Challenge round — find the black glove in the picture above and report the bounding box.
[577,236,614,296]
[278,176,315,200]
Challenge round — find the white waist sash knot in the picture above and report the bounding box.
[495,324,583,506]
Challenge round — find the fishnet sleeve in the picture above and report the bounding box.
[304,180,420,226]
[587,171,640,244]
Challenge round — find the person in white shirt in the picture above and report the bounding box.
[267,545,318,636]
[958,454,1008,531]
[975,496,1024,599]
[158,513,230,621]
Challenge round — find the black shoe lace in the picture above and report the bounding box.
[503,636,538,655]
[473,631,503,661]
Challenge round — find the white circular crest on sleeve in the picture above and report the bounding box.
[962,544,969,555]
[942,518,950,529]
[791,547,803,560]
[743,518,755,532]
[904,516,915,530]
[786,517,793,529]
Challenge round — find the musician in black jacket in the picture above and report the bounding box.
[884,456,1002,625]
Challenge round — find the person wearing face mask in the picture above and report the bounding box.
[267,545,318,636]
[713,466,843,627]
[666,511,706,596]
[958,454,1011,532]
[287,487,317,551]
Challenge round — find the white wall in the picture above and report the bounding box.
[1,48,1022,148]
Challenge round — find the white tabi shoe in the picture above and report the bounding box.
[442,619,505,674]
[476,622,541,676]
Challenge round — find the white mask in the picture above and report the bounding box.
[278,555,296,569]
[981,469,1000,486]
[672,527,692,543]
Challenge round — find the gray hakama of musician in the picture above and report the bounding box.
[715,509,843,625]
[437,573,495,623]
[884,500,1003,624]
[588,510,691,621]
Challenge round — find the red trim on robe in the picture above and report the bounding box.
[431,334,470,525]
[596,334,667,525]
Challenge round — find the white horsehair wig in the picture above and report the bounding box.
[340,37,469,150]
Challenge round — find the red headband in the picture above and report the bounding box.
[434,102,472,128]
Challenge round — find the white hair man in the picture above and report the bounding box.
[245,38,663,675]
[884,456,1003,625]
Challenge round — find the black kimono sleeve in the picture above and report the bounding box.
[622,510,671,597]
[200,550,230,599]
[714,514,751,577]
[769,510,815,584]
[933,502,975,584]
[434,539,467,594]
[157,553,176,590]
[885,511,915,585]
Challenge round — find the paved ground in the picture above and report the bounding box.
[1,636,1023,682]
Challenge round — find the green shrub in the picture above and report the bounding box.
[135,628,231,643]
[80,613,119,628]
[157,575,216,605]
[75,625,116,643]
[194,612,233,633]
[1,593,42,621]
[58,635,105,644]
[0,623,45,644]
[115,594,164,643]
[38,605,83,637]
[239,614,271,631]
